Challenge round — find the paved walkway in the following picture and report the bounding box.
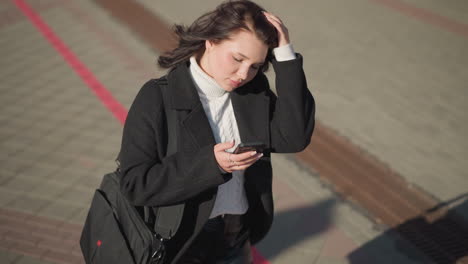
[0,0,466,263]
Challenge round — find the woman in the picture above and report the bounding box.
[118,0,315,263]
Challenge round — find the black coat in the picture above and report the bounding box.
[118,54,315,263]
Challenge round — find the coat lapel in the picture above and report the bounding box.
[165,62,219,246]
[166,63,216,149]
[166,63,270,148]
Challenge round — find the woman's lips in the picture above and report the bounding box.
[230,79,241,87]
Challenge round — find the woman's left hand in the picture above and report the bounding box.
[263,11,290,47]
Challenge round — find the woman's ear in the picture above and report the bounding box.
[205,40,214,52]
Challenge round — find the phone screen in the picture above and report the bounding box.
[233,142,265,154]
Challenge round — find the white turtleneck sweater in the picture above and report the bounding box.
[189,44,296,218]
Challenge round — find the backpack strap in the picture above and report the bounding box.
[115,78,185,240]
[146,77,185,240]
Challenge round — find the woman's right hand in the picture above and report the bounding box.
[214,141,263,173]
[263,11,290,47]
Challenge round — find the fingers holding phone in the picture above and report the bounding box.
[229,150,264,171]
[214,141,264,173]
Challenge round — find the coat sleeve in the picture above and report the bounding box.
[268,53,316,153]
[118,80,230,207]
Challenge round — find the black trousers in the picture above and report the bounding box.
[177,214,250,264]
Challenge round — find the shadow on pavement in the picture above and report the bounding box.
[257,198,337,260]
[349,194,468,264]
[255,194,468,263]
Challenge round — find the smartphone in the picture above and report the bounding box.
[233,142,266,154]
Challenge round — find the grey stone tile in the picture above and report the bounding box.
[36,200,82,222]
[0,136,18,147]
[50,142,94,160]
[0,19,33,37]
[314,256,350,264]
[0,169,15,184]
[1,156,37,175]
[68,206,89,226]
[72,172,105,191]
[36,151,76,166]
[86,145,120,162]
[28,180,69,201]
[0,165,17,180]
[6,194,50,214]
[269,243,323,264]
[24,125,53,143]
[15,162,61,182]
[14,254,55,264]
[11,151,46,167]
[46,160,93,178]
[0,249,22,264]
[15,120,54,135]
[1,176,43,194]
[45,171,86,188]
[0,147,16,162]
[333,204,380,245]
[56,184,94,207]
[0,187,22,207]
[1,118,31,134]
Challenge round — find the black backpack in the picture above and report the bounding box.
[80,78,183,264]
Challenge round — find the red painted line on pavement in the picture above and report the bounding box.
[12,0,271,262]
[252,247,270,264]
[370,0,468,38]
[13,0,128,125]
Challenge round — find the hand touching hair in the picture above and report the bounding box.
[158,0,278,71]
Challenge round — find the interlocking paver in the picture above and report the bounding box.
[14,163,61,183]
[1,175,42,194]
[36,236,77,255]
[29,225,73,243]
[6,194,50,215]
[0,249,22,264]
[3,230,42,247]
[0,188,21,207]
[55,187,92,208]
[42,249,83,264]
[67,206,88,226]
[36,201,81,222]
[45,167,92,186]
[15,254,54,264]
[5,240,48,260]
[314,257,351,264]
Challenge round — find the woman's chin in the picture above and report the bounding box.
[222,85,235,92]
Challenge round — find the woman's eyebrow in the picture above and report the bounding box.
[237,52,264,65]
[237,52,249,59]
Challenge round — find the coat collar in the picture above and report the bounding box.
[166,61,201,110]
[165,61,270,144]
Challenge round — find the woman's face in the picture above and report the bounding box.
[199,29,268,92]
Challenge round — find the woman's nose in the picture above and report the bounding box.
[236,66,249,80]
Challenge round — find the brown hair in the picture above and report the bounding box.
[158,0,278,72]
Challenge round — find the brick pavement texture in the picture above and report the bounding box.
[0,0,160,262]
[0,0,459,263]
[0,208,82,264]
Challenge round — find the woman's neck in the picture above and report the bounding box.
[197,51,214,79]
[189,56,226,98]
